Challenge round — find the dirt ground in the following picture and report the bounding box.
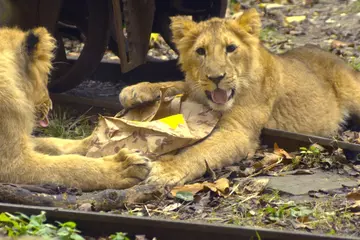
[39,0,360,238]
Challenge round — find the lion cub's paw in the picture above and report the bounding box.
[145,162,186,187]
[119,82,160,109]
[114,148,152,188]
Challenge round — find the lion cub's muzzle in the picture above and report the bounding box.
[205,88,235,105]
[35,99,53,127]
[204,72,235,105]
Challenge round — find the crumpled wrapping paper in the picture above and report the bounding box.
[86,88,222,158]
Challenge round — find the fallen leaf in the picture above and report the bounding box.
[348,201,360,213]
[343,165,360,177]
[290,220,314,230]
[274,143,292,159]
[234,178,269,195]
[253,153,281,169]
[331,40,354,49]
[171,183,204,196]
[171,178,230,198]
[346,188,360,201]
[162,203,182,212]
[176,191,194,202]
[280,169,314,175]
[285,16,306,25]
[258,3,284,10]
[77,203,93,212]
[212,178,230,195]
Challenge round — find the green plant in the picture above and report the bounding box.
[35,106,94,139]
[299,145,321,156]
[0,211,84,239]
[109,232,131,240]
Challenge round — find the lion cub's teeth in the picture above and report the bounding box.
[227,90,232,98]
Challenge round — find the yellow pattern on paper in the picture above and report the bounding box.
[158,114,185,129]
[150,33,160,41]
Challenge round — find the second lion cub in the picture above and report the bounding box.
[119,8,360,186]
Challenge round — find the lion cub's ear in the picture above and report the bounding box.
[23,27,56,64]
[235,8,261,36]
[170,16,198,44]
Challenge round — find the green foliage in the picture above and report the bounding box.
[299,145,321,157]
[109,232,131,240]
[0,211,84,239]
[0,211,133,240]
[35,106,94,140]
[264,204,313,222]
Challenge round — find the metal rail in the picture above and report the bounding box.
[0,202,357,240]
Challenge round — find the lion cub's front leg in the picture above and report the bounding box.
[2,147,151,191]
[32,135,94,156]
[119,81,186,109]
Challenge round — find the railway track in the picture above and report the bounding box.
[0,203,357,240]
[3,59,359,240]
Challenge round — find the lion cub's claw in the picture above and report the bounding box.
[144,163,186,187]
[115,148,151,187]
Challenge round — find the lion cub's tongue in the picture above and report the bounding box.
[39,116,49,128]
[211,89,228,104]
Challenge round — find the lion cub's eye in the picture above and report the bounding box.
[226,44,237,53]
[196,47,206,56]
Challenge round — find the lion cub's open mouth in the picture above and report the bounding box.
[39,116,49,127]
[205,88,235,105]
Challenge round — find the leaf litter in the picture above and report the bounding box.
[111,141,359,237]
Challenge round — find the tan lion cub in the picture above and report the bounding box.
[0,27,149,191]
[119,8,360,186]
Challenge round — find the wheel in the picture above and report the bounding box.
[108,0,228,57]
[48,0,111,93]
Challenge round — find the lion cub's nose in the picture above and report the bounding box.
[207,73,226,85]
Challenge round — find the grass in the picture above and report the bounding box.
[34,106,95,139]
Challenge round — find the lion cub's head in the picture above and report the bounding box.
[0,27,56,126]
[170,9,262,111]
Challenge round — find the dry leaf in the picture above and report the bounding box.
[274,143,292,159]
[212,178,230,195]
[235,178,269,195]
[290,220,314,230]
[171,183,204,196]
[253,153,281,169]
[347,188,360,201]
[331,40,354,49]
[348,201,360,213]
[170,178,230,198]
[285,16,306,24]
[162,203,182,212]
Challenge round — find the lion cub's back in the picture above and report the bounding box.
[266,45,353,136]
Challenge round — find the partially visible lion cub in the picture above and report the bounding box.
[119,8,360,186]
[0,27,149,191]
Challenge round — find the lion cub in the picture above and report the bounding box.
[119,8,360,186]
[0,27,149,191]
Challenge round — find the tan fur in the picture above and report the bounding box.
[119,8,360,186]
[0,27,150,191]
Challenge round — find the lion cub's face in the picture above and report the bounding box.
[170,9,262,111]
[0,27,56,126]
